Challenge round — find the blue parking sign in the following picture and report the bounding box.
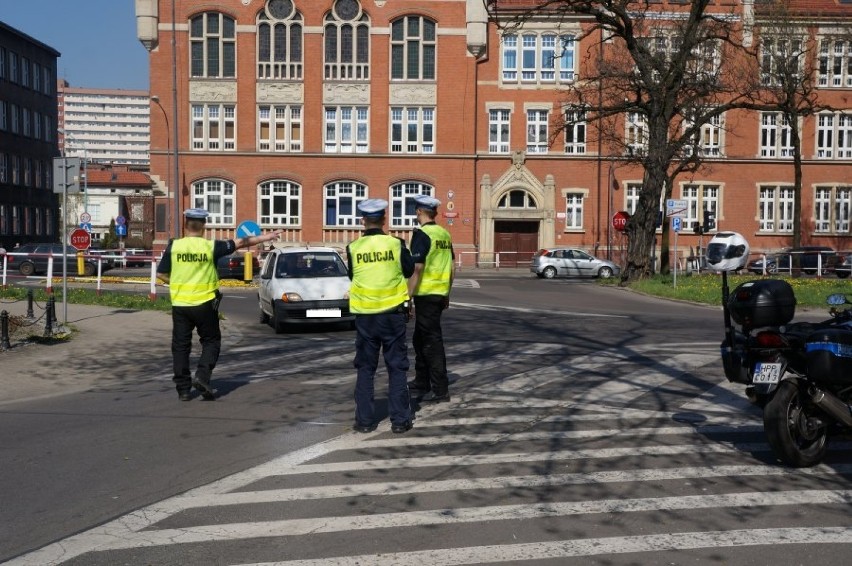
[672,217,682,232]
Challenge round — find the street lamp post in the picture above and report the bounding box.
[150,96,172,236]
[171,0,180,238]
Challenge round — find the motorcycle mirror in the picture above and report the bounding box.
[826,293,849,306]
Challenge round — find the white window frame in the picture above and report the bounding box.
[626,112,648,156]
[818,38,852,88]
[259,179,301,226]
[325,106,369,153]
[760,112,794,158]
[758,185,795,233]
[565,192,584,229]
[814,185,852,234]
[501,35,517,81]
[760,36,803,87]
[684,112,723,157]
[192,179,235,226]
[489,108,510,154]
[324,181,367,227]
[681,183,719,233]
[192,104,236,151]
[257,2,303,80]
[816,112,852,159]
[526,109,549,154]
[501,32,577,85]
[258,105,302,152]
[564,107,586,155]
[390,181,434,228]
[390,107,434,154]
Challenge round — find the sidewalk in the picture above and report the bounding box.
[0,268,529,403]
[0,298,175,404]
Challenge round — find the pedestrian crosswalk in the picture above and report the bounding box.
[10,360,852,565]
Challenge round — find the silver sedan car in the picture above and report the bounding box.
[530,248,620,279]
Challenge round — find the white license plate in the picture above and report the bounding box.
[753,362,782,384]
[307,308,341,318]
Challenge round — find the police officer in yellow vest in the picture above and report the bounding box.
[407,195,455,403]
[346,199,415,433]
[157,208,281,401]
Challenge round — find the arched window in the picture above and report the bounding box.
[325,0,370,80]
[324,180,367,226]
[257,0,303,79]
[390,181,434,228]
[192,179,235,225]
[498,190,537,209]
[259,180,301,226]
[390,15,436,80]
[190,13,236,78]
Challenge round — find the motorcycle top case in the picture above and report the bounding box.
[728,279,796,330]
[806,328,852,384]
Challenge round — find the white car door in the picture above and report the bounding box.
[258,252,277,314]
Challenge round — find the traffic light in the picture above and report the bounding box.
[693,221,702,234]
[703,210,716,231]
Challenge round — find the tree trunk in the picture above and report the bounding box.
[623,167,667,281]
[790,111,803,248]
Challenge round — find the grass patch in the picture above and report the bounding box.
[0,287,173,312]
[626,273,850,308]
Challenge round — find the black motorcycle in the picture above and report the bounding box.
[720,277,852,467]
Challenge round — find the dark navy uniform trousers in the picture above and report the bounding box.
[171,300,221,393]
[353,310,412,426]
[412,294,449,395]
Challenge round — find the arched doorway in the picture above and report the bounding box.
[478,151,556,267]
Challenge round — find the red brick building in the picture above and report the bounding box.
[136,0,852,266]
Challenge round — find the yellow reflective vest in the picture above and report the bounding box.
[414,223,453,296]
[349,234,409,314]
[168,237,218,307]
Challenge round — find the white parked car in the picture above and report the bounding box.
[258,247,353,333]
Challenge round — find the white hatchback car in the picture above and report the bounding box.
[258,247,353,333]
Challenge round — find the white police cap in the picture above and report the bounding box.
[414,194,441,210]
[357,198,389,218]
[184,208,209,220]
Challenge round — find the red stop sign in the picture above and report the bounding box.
[69,228,91,251]
[612,211,630,232]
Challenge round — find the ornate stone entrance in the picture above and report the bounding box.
[478,151,555,266]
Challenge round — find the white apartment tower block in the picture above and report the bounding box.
[57,80,150,166]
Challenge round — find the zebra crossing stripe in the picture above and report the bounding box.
[154,464,852,510]
[248,442,778,476]
[14,490,852,554]
[231,527,852,565]
[334,424,764,449]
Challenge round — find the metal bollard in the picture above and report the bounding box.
[26,288,34,318]
[1,310,10,350]
[44,296,54,337]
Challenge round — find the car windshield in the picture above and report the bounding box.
[275,252,347,278]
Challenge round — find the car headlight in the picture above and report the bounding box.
[280,292,303,302]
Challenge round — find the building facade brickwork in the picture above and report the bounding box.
[137,0,852,265]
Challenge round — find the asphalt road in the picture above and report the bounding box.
[2,274,850,565]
